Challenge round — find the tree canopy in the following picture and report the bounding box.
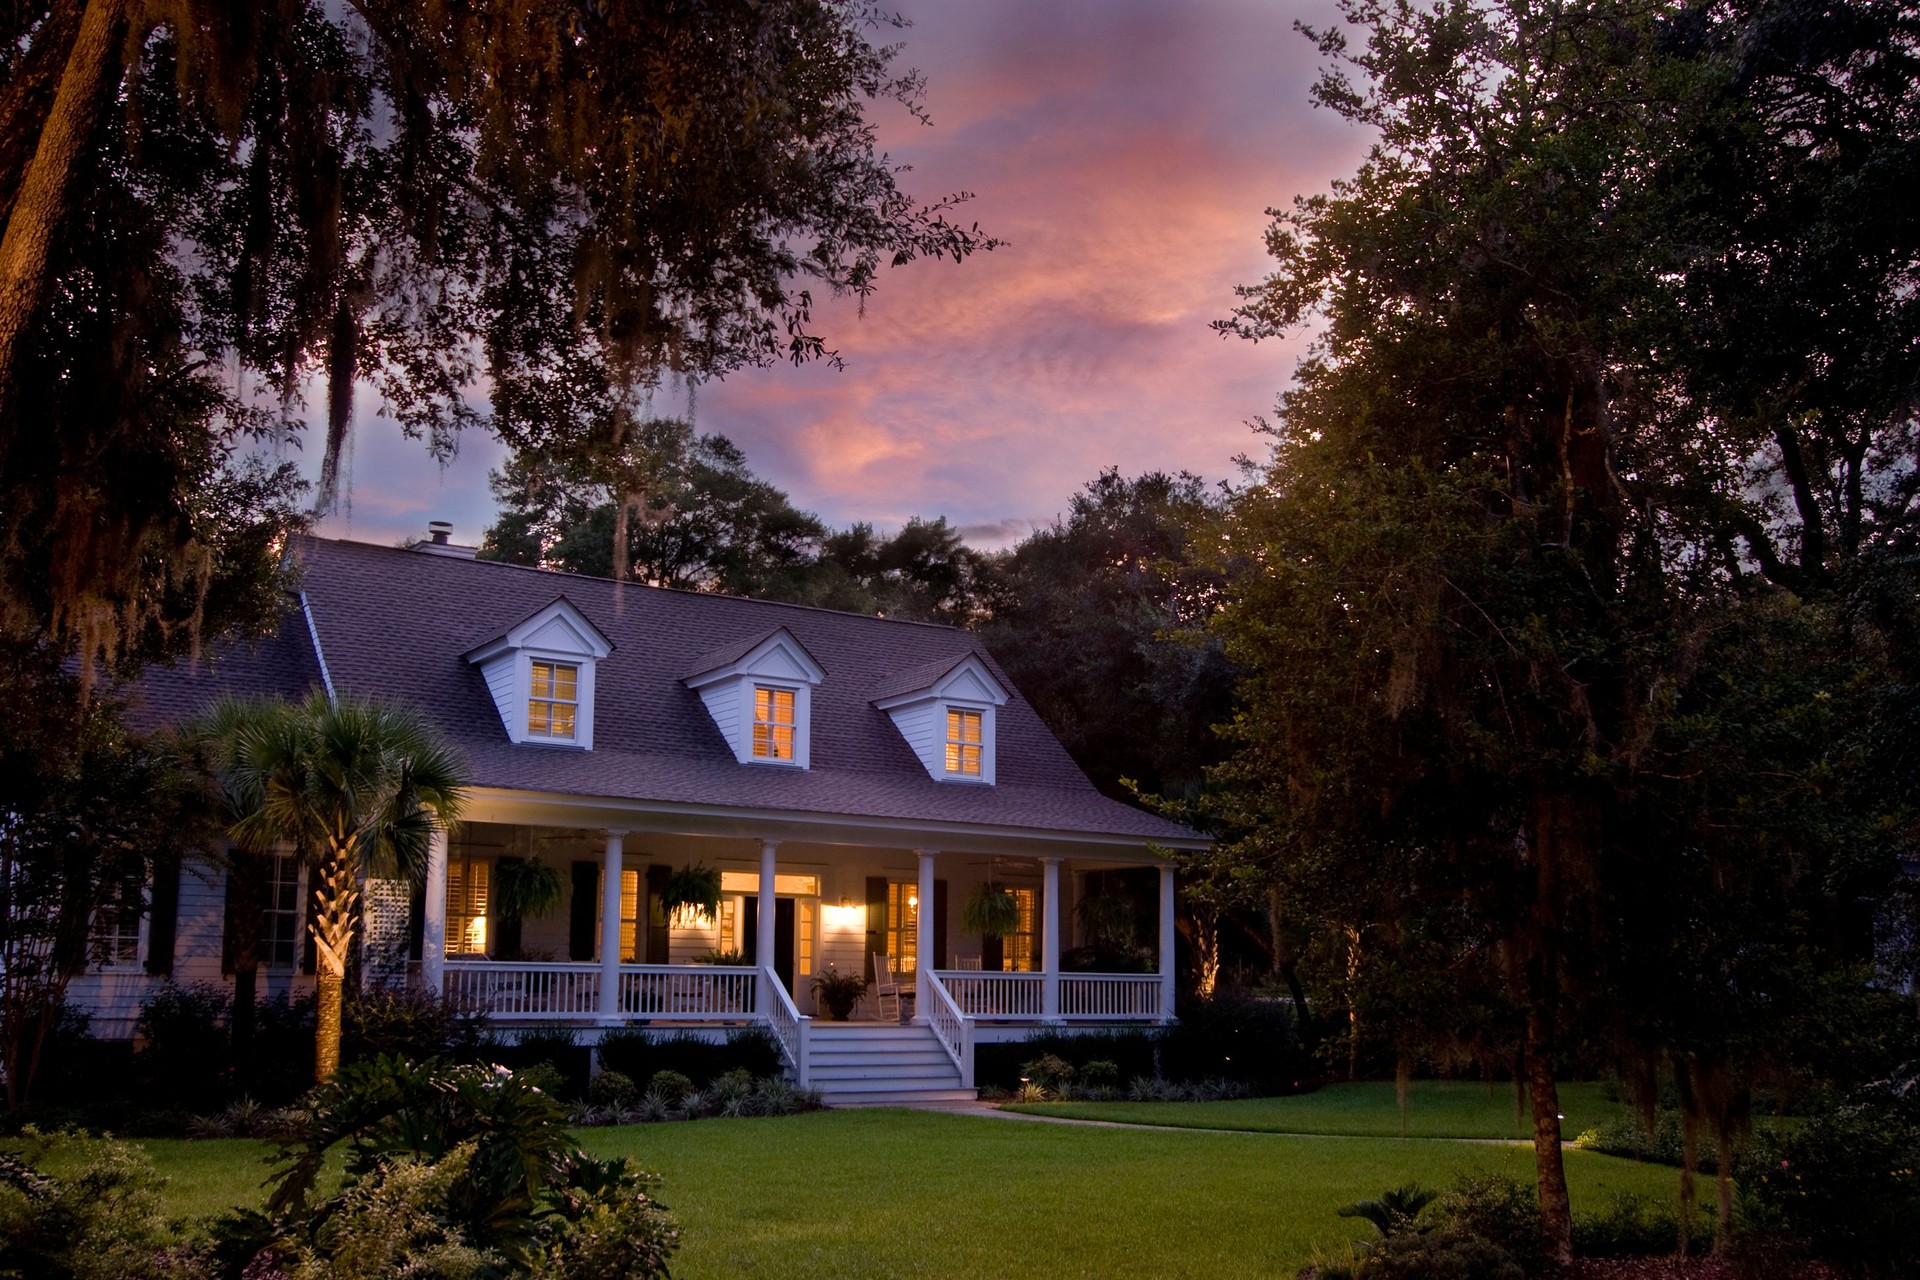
[0,1,995,674]
[1211,0,1919,1258]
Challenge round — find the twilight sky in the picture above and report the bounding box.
[308,0,1373,551]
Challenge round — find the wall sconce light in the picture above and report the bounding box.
[907,893,919,909]
[839,896,853,909]
[822,899,865,929]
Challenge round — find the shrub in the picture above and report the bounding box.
[1019,1054,1074,1092]
[596,1028,783,1087]
[646,1070,695,1103]
[1160,993,1308,1090]
[976,1031,1158,1091]
[0,1127,211,1279]
[1571,1110,1735,1174]
[1352,1229,1524,1280]
[488,1027,590,1098]
[219,1055,677,1278]
[1743,1065,1920,1272]
[1572,1191,1691,1258]
[1429,1173,1541,1272]
[134,982,232,1113]
[587,1070,637,1110]
[240,993,317,1106]
[342,985,486,1067]
[1079,1059,1120,1089]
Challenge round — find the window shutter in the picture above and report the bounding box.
[645,864,671,964]
[222,857,270,976]
[407,881,425,962]
[494,856,524,959]
[145,854,180,976]
[864,876,888,981]
[568,861,598,961]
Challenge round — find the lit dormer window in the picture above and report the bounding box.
[684,628,826,768]
[529,662,579,740]
[872,652,1009,785]
[945,708,983,776]
[753,686,797,760]
[464,597,613,749]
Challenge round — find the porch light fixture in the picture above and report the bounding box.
[822,899,865,929]
[907,892,918,909]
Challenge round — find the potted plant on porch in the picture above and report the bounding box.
[810,964,870,1021]
[492,857,564,959]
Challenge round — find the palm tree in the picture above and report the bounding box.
[216,692,467,1082]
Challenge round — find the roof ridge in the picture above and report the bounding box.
[297,535,971,634]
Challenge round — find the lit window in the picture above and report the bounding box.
[597,869,641,962]
[447,857,490,956]
[264,853,302,969]
[886,881,920,972]
[1004,887,1037,972]
[752,686,796,760]
[528,662,578,739]
[945,708,983,776]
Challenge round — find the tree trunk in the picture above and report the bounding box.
[308,848,360,1083]
[231,966,258,1047]
[0,0,128,414]
[1714,1128,1734,1254]
[1525,1010,1574,1267]
[313,970,343,1083]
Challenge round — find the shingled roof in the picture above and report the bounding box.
[125,536,1205,847]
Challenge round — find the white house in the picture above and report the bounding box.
[72,533,1208,1104]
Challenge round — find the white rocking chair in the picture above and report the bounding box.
[872,951,906,1022]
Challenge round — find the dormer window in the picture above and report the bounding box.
[528,662,579,740]
[753,686,797,761]
[464,597,613,749]
[872,652,1009,785]
[945,708,984,776]
[684,628,826,769]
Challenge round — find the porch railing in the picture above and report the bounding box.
[443,961,600,1018]
[615,964,758,1019]
[760,966,812,1088]
[1060,974,1162,1021]
[931,970,1043,1018]
[444,961,759,1021]
[919,970,974,1087]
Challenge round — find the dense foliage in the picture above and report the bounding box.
[0,1,994,672]
[1210,0,1920,1259]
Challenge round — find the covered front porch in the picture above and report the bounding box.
[410,809,1180,1095]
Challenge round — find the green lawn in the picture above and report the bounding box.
[137,1107,1677,1279]
[1007,1080,1627,1140]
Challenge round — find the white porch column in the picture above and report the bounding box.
[914,849,936,1023]
[1040,856,1062,1021]
[758,839,779,1010]
[1159,862,1177,1024]
[421,827,448,995]
[598,830,626,1021]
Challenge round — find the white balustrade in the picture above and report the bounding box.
[919,970,974,1087]
[618,964,759,1018]
[1059,974,1162,1021]
[760,966,812,1087]
[441,961,601,1019]
[932,970,1045,1018]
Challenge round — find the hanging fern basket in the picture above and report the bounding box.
[662,863,722,925]
[962,884,1022,939]
[492,857,565,923]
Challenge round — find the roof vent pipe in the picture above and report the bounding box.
[427,521,452,545]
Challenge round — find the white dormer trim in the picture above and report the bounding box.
[873,654,1009,785]
[684,628,827,769]
[464,598,614,750]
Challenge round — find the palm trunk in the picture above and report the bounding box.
[309,847,360,1083]
[0,0,128,413]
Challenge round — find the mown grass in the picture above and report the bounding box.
[1007,1079,1628,1140]
[137,1107,1677,1279]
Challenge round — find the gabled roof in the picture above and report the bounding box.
[121,536,1206,847]
[871,652,1007,709]
[682,626,825,686]
[464,595,615,664]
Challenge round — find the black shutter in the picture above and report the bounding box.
[145,853,180,976]
[645,864,671,964]
[568,861,598,961]
[222,856,270,976]
[933,879,948,976]
[864,876,888,981]
[407,881,425,962]
[494,856,524,958]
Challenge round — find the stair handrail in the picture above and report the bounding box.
[918,969,974,1088]
[761,966,812,1089]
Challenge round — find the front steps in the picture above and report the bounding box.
[804,1022,977,1107]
